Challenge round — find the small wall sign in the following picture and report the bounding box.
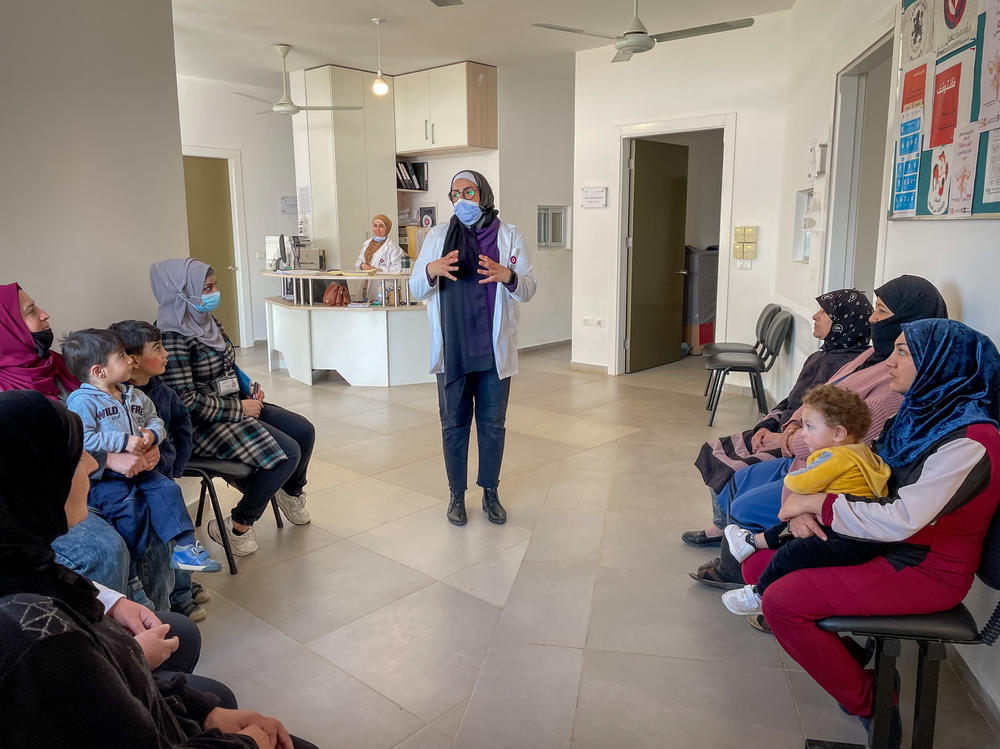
[581,186,609,208]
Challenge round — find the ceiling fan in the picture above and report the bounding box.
[233,44,362,115]
[534,0,754,63]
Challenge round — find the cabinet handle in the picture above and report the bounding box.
[424,119,428,140]
[431,123,435,144]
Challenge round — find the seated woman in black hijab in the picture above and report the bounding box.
[0,390,316,749]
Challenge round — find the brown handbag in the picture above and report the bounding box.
[322,283,350,307]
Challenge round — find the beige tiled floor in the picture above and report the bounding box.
[188,345,1000,748]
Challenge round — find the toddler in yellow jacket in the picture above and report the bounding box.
[722,385,891,615]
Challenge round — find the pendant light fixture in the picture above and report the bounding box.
[372,18,389,96]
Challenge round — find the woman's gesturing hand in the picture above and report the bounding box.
[427,251,459,281]
[478,255,512,285]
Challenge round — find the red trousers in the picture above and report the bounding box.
[742,551,969,717]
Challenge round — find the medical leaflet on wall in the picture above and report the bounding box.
[983,127,1000,203]
[894,108,923,216]
[981,0,1000,124]
[929,45,976,147]
[904,0,933,62]
[934,0,978,54]
[949,123,979,214]
[926,145,953,215]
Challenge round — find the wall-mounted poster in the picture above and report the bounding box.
[929,45,977,147]
[983,127,1000,203]
[904,0,934,62]
[894,109,923,216]
[418,206,436,228]
[981,0,1000,124]
[949,123,979,214]
[935,0,978,54]
[927,145,952,214]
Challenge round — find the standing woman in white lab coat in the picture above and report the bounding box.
[410,171,537,527]
[356,214,404,301]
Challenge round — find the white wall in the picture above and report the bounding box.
[498,57,575,348]
[650,130,725,250]
[176,75,298,341]
[571,12,791,370]
[1,0,188,331]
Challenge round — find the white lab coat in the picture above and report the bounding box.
[409,221,537,380]
[355,237,404,300]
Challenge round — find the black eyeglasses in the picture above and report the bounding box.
[448,187,478,201]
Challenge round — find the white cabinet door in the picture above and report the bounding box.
[393,71,430,153]
[363,72,398,229]
[428,64,468,149]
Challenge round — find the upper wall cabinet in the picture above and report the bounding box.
[394,62,498,155]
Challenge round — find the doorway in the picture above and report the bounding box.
[622,129,725,373]
[826,35,893,299]
[182,155,242,345]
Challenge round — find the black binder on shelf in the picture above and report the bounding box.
[396,161,428,191]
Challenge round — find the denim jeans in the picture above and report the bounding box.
[135,537,173,611]
[170,569,193,607]
[436,369,511,492]
[231,404,316,527]
[717,458,793,532]
[52,510,130,593]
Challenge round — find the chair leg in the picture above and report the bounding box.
[195,480,208,527]
[869,637,901,749]
[753,372,769,414]
[704,369,716,398]
[204,476,238,575]
[708,370,728,426]
[912,641,946,749]
[271,496,284,529]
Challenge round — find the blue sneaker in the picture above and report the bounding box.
[171,543,223,573]
[191,541,212,561]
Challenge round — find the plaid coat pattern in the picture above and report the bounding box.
[160,329,287,469]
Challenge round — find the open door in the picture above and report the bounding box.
[182,156,241,345]
[625,139,688,372]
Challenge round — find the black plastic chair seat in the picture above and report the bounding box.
[185,457,253,482]
[703,350,766,371]
[701,341,757,357]
[817,604,981,644]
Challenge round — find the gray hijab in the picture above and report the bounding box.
[149,258,226,352]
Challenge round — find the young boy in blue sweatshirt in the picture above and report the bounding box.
[63,328,221,574]
[111,320,213,621]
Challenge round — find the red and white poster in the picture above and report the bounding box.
[927,145,952,215]
[949,123,979,214]
[902,62,929,112]
[930,62,963,146]
[935,0,977,54]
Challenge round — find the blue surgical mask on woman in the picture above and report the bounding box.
[372,235,386,242]
[184,291,221,313]
[453,198,482,226]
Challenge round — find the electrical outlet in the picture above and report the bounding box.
[255,252,265,260]
[583,317,606,328]
[737,259,753,270]
[595,319,605,328]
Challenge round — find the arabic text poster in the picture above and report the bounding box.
[984,127,1000,204]
[934,0,978,54]
[927,145,953,215]
[949,123,979,214]
[904,0,934,63]
[982,0,1000,124]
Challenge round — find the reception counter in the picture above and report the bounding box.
[262,272,433,387]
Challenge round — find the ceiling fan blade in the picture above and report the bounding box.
[252,110,275,116]
[532,23,617,40]
[651,17,754,44]
[611,50,633,63]
[233,91,275,105]
[298,105,364,111]
[430,0,463,5]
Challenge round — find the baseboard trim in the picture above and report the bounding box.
[946,644,1000,735]
[570,361,608,375]
[519,339,571,354]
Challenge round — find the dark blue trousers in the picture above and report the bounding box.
[88,470,193,557]
[437,368,511,492]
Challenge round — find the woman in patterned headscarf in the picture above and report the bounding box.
[683,289,874,546]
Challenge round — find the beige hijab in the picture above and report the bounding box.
[364,214,393,266]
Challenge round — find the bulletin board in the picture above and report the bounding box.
[890,1,1000,219]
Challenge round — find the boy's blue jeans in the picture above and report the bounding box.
[52,510,130,592]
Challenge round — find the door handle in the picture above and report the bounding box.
[227,265,237,271]
[424,119,428,140]
[431,123,435,144]
[675,269,689,275]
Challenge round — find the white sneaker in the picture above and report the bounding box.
[722,584,763,615]
[207,516,259,557]
[724,524,757,563]
[275,488,311,525]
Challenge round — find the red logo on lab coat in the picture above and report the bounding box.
[510,256,517,265]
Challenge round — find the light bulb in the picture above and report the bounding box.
[372,74,388,96]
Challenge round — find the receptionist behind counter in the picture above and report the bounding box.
[355,214,404,302]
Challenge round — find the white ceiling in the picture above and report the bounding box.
[173,0,795,88]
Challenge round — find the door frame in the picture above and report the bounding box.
[823,30,895,295]
[181,145,253,347]
[610,113,736,376]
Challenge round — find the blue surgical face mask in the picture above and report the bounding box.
[184,291,221,313]
[372,235,386,242]
[453,198,482,226]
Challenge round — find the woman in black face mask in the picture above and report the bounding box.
[0,282,78,399]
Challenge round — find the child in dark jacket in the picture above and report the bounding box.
[63,328,221,576]
[111,320,212,620]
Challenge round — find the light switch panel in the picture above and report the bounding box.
[744,226,758,243]
[733,242,744,258]
[743,242,757,259]
[734,226,746,242]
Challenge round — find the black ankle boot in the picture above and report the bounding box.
[447,491,467,526]
[482,487,507,525]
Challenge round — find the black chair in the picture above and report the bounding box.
[703,304,781,397]
[183,457,283,575]
[806,517,1000,749]
[704,310,792,427]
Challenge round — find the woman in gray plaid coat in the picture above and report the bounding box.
[151,259,315,557]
